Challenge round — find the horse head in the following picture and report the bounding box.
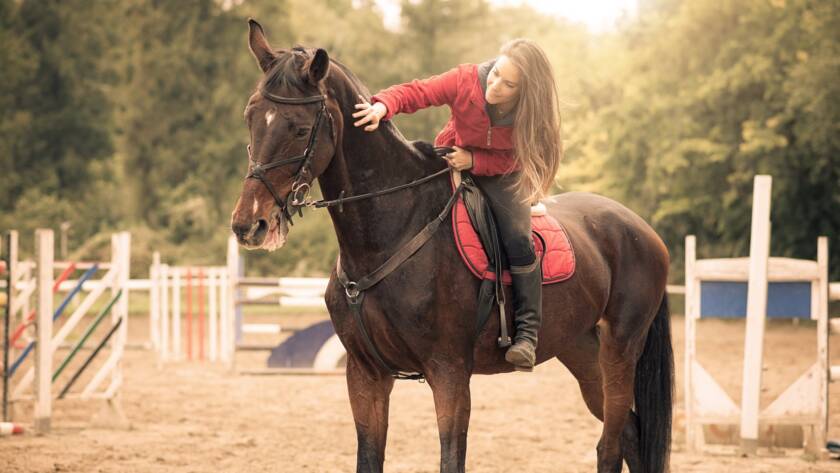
[230,20,340,250]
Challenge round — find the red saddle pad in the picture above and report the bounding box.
[451,186,575,285]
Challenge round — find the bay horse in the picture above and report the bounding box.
[230,20,673,473]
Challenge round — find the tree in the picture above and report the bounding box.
[565,0,840,278]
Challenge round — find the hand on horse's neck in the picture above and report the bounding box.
[318,123,449,275]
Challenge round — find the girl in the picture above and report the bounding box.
[352,39,562,371]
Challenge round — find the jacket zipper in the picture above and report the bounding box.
[486,127,492,146]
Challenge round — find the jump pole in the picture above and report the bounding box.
[8,263,78,349]
[79,232,129,407]
[52,290,122,382]
[2,232,13,422]
[208,268,218,362]
[7,265,98,377]
[149,252,160,352]
[739,176,772,454]
[10,256,119,401]
[225,235,239,370]
[57,317,123,399]
[186,267,193,361]
[34,229,54,433]
[103,231,130,401]
[172,268,181,360]
[198,268,205,361]
[160,263,170,363]
[219,264,231,366]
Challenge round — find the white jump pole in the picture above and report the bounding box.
[150,252,160,352]
[219,266,230,366]
[815,236,828,450]
[739,175,772,454]
[114,232,131,392]
[34,229,53,433]
[172,268,181,360]
[225,236,239,370]
[160,264,170,363]
[684,235,699,451]
[208,268,218,362]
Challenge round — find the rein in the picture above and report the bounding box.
[304,167,451,211]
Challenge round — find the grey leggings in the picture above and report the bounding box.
[471,172,536,268]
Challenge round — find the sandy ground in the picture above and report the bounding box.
[2,313,840,473]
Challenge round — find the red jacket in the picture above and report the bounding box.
[371,64,518,176]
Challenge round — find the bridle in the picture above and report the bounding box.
[245,87,334,224]
[245,87,453,218]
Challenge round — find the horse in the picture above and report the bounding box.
[230,20,674,473]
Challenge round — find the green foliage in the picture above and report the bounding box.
[566,0,840,279]
[1,0,837,281]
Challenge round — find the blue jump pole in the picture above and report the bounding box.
[7,264,99,377]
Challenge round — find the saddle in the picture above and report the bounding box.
[434,148,575,345]
[451,173,576,285]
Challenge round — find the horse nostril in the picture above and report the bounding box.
[255,219,268,235]
[232,222,250,238]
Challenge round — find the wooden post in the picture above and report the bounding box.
[34,229,54,433]
[2,233,13,422]
[684,235,698,451]
[219,268,230,365]
[115,233,130,391]
[813,236,828,453]
[739,175,772,454]
[208,268,218,362]
[186,268,193,361]
[150,252,160,352]
[160,264,170,363]
[226,236,239,370]
[198,268,205,361]
[172,268,181,360]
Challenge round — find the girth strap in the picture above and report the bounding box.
[336,182,465,380]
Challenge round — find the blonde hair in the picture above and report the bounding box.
[500,39,563,203]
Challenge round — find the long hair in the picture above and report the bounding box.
[501,39,563,203]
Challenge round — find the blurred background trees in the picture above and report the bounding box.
[1,0,837,279]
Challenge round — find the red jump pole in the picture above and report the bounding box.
[0,422,23,436]
[9,263,77,347]
[186,268,193,361]
[198,268,205,362]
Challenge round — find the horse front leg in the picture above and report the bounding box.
[346,354,395,473]
[427,363,472,473]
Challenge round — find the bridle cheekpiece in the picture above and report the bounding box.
[245,87,334,224]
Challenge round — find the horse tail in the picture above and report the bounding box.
[634,293,674,473]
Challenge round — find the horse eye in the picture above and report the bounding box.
[296,128,310,138]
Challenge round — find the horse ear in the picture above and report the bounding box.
[305,48,330,84]
[248,19,276,73]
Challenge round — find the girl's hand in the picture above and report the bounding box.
[352,95,388,132]
[445,146,474,171]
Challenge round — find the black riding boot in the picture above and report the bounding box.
[504,261,542,371]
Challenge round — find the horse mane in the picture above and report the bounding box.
[330,58,444,168]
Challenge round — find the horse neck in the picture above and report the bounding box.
[317,108,449,277]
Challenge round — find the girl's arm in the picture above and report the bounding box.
[371,66,462,120]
